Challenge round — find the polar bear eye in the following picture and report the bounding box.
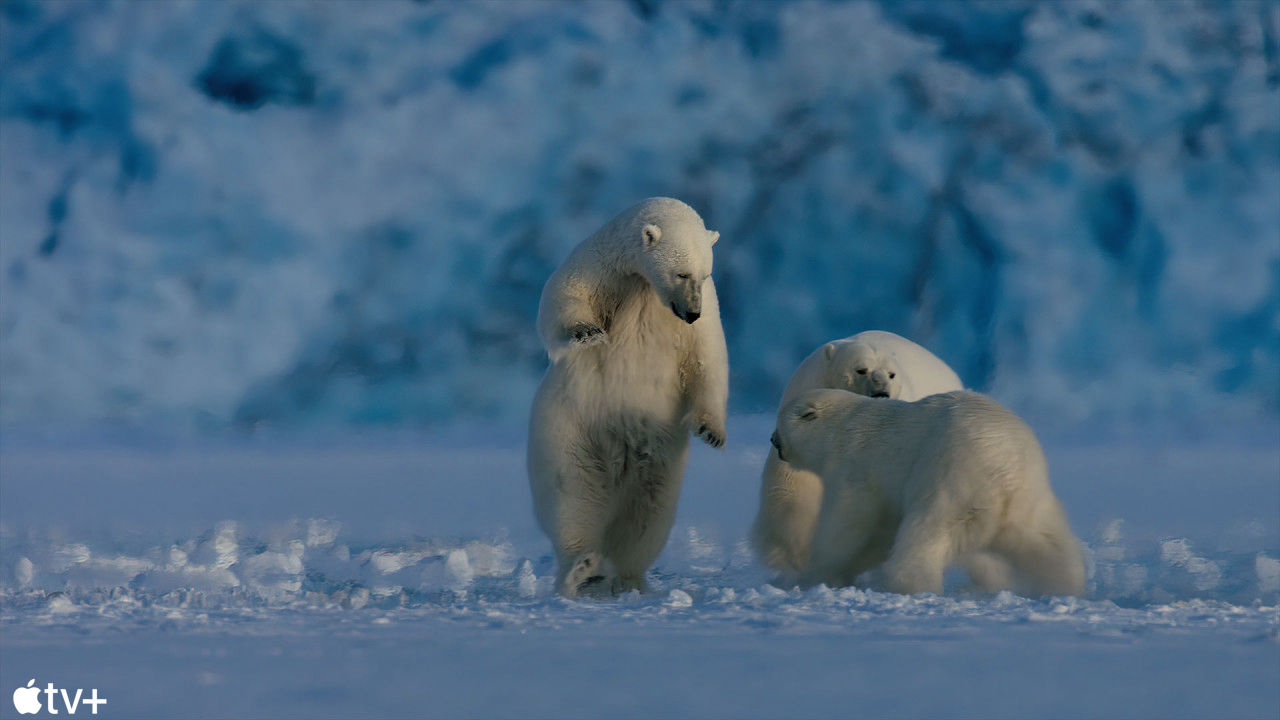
[856,368,867,375]
[889,372,896,379]
[799,410,818,421]
[677,273,692,280]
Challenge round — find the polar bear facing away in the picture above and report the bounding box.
[771,388,1085,597]
[751,331,962,579]
[528,198,729,598]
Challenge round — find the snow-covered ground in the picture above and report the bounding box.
[2,417,1277,719]
[3,2,1278,717]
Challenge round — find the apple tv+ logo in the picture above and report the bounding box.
[12,680,107,715]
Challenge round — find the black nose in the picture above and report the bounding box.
[770,430,784,460]
[671,303,699,323]
[871,392,889,398]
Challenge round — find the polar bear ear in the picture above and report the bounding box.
[707,230,719,246]
[823,342,839,361]
[642,224,662,248]
[795,398,822,422]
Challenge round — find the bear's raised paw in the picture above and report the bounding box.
[569,324,607,346]
[696,423,726,448]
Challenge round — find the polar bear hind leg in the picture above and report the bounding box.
[530,430,620,598]
[992,502,1085,597]
[602,432,690,594]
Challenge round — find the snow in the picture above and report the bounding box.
[2,417,1277,718]
[2,1,1278,716]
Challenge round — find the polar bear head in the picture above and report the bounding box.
[822,340,900,398]
[770,388,855,473]
[628,198,719,324]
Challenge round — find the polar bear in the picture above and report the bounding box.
[751,331,962,580]
[527,197,729,598]
[770,388,1085,597]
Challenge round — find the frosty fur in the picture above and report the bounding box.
[752,331,963,580]
[528,197,729,598]
[772,388,1084,597]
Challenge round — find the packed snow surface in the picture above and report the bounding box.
[2,1,1278,716]
[2,417,1277,718]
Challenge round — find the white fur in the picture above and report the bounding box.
[527,198,728,598]
[773,389,1085,597]
[751,331,963,579]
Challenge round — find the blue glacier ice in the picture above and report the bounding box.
[1,0,1277,430]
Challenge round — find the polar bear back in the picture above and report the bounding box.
[790,389,1056,520]
[780,330,962,405]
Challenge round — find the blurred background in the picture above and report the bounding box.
[2,0,1277,434]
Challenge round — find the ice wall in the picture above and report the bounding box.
[1,0,1277,429]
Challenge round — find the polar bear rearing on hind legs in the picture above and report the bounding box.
[528,198,729,598]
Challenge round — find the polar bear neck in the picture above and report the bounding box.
[559,197,709,332]
[833,394,906,447]
[579,196,701,273]
[581,226,641,274]
[572,223,657,312]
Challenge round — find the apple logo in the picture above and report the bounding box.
[12,679,41,715]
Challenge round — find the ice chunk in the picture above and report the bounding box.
[14,557,34,587]
[1256,554,1280,595]
[515,560,537,599]
[665,589,693,607]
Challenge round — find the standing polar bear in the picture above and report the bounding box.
[771,388,1085,596]
[751,331,963,579]
[528,198,729,598]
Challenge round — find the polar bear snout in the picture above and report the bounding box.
[669,301,701,323]
[862,369,895,398]
[770,430,786,461]
[873,368,892,389]
[668,283,703,323]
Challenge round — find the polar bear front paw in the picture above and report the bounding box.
[568,323,607,346]
[561,552,615,598]
[694,421,726,449]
